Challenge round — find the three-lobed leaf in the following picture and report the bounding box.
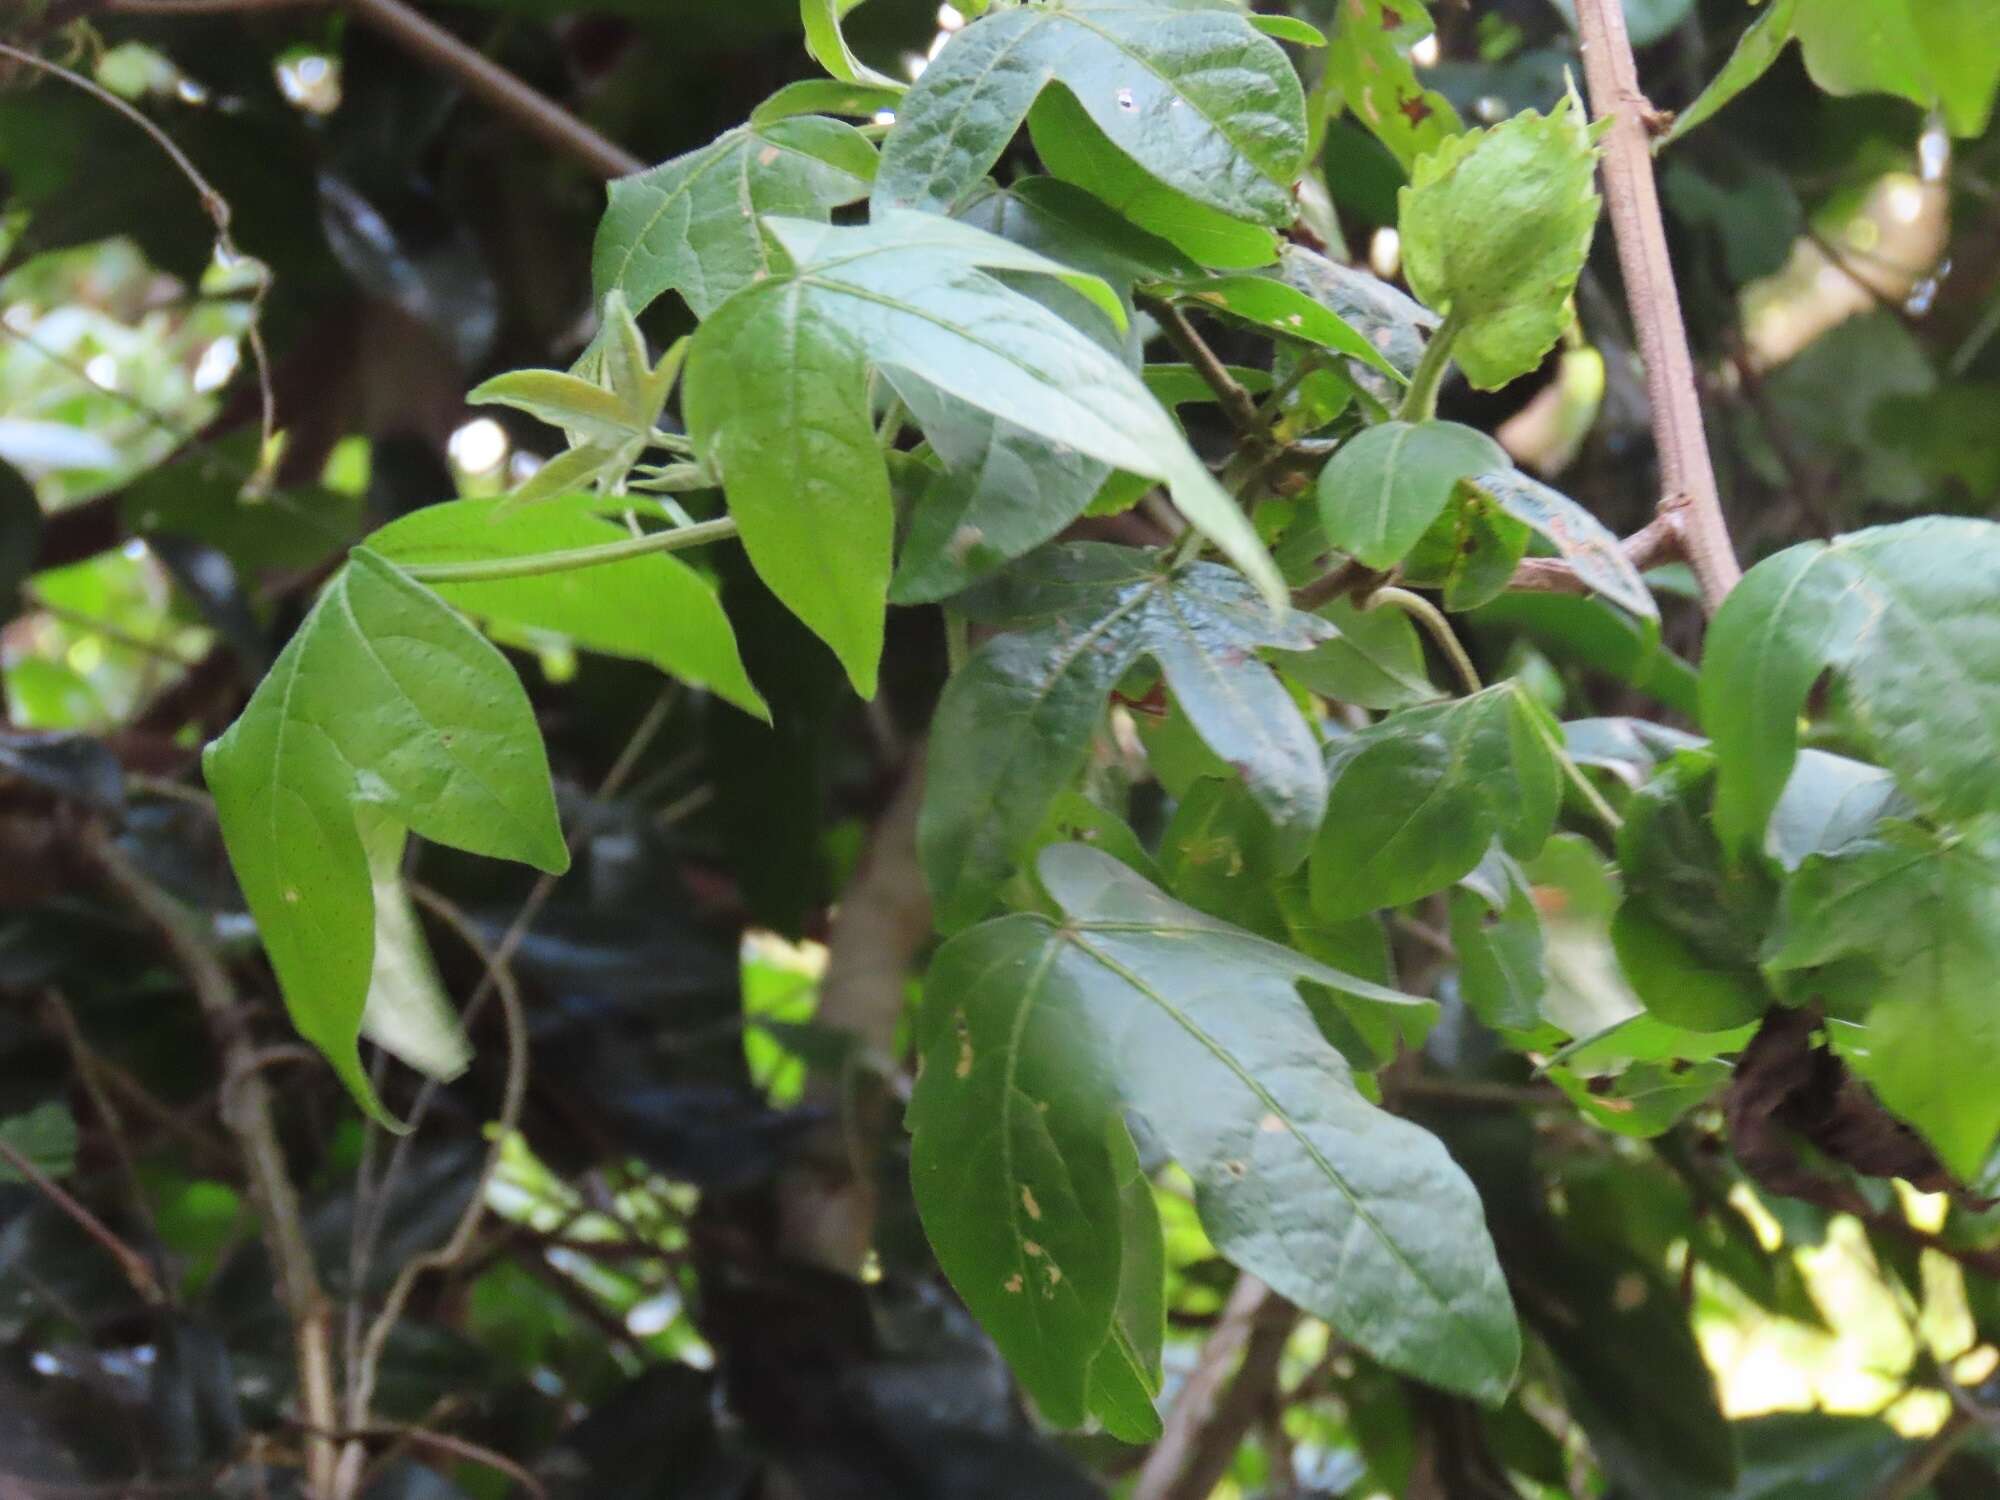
[874,0,1307,230]
[593,117,877,321]
[204,550,567,1122]
[367,499,765,719]
[910,843,1519,1428]
[685,213,1284,696]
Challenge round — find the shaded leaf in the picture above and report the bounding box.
[1702,518,2000,860]
[1311,683,1561,920]
[0,1103,77,1183]
[1468,469,1657,619]
[924,545,1328,930]
[1765,819,2000,1180]
[1277,594,1439,710]
[909,844,1518,1422]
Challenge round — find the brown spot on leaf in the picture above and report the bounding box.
[1397,92,1435,127]
[1021,1186,1042,1221]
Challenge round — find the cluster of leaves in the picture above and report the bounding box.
[3,0,2000,1495]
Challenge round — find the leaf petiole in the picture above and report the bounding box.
[397,517,740,585]
[1362,585,1481,695]
[1396,311,1461,424]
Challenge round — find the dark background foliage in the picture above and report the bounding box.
[0,0,1995,1495]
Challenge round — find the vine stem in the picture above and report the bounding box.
[1396,312,1460,424]
[396,516,738,584]
[1574,0,1742,611]
[1363,586,1482,696]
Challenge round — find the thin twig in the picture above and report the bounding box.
[0,41,277,461]
[0,1137,166,1307]
[1363,586,1482,696]
[336,886,530,1498]
[1867,1406,1980,1500]
[343,0,643,179]
[85,826,341,1497]
[1143,297,1268,438]
[1134,1275,1299,1500]
[1503,512,1680,596]
[1574,0,1741,612]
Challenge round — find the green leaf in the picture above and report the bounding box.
[593,118,877,321]
[750,78,906,124]
[1466,469,1658,620]
[1451,850,1546,1033]
[1311,682,1562,920]
[1701,518,2000,861]
[888,379,1111,606]
[1767,749,1906,872]
[1270,244,1439,381]
[1152,275,1401,379]
[924,546,1329,930]
[366,499,765,719]
[354,808,471,1085]
[1399,93,1601,390]
[1795,0,2000,137]
[468,369,650,448]
[1316,420,1510,570]
[1610,752,1774,1033]
[1765,819,2000,1179]
[1250,14,1326,47]
[1470,592,1697,716]
[909,844,1519,1421]
[0,1102,78,1183]
[1027,88,1285,269]
[1277,594,1440,710]
[801,0,905,89]
[1320,0,1462,171]
[873,0,1307,230]
[1400,483,1532,613]
[1085,1116,1166,1442]
[1658,0,1800,148]
[684,213,1284,695]
[203,550,568,1122]
[957,174,1202,289]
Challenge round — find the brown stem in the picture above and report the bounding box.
[343,0,643,180]
[1503,512,1681,596]
[0,1138,166,1308]
[86,826,341,1498]
[1143,298,1268,439]
[776,755,932,1271]
[1868,1407,1980,1500]
[1574,0,1741,612]
[1132,1275,1299,1500]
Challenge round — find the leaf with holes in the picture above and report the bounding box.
[203,550,567,1122]
[909,843,1517,1428]
[923,544,1330,931]
[873,0,1307,230]
[686,214,1283,696]
[1320,0,1462,170]
[1701,518,2000,860]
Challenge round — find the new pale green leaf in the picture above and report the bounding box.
[1399,94,1602,390]
[367,499,765,719]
